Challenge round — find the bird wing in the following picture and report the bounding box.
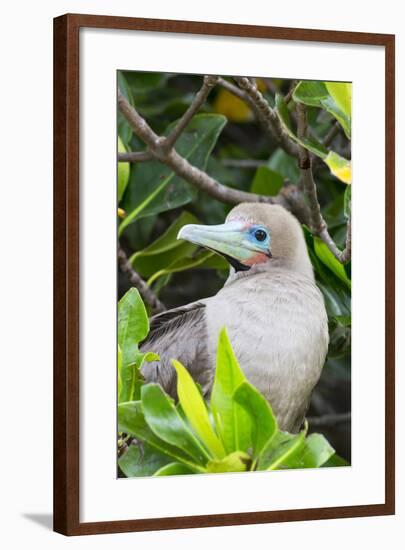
[140,301,211,397]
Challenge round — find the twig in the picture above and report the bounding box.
[322,120,340,147]
[307,412,351,428]
[118,89,291,208]
[118,247,166,314]
[118,76,218,163]
[219,77,302,162]
[300,166,351,262]
[164,148,284,206]
[119,78,349,264]
[296,103,311,170]
[296,103,351,263]
[319,209,351,263]
[221,159,267,169]
[217,77,248,101]
[284,79,298,104]
[118,88,313,226]
[118,151,153,162]
[164,75,219,150]
[233,76,299,158]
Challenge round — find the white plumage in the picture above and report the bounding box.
[141,203,329,432]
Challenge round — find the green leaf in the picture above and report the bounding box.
[118,288,149,353]
[117,345,122,399]
[291,433,335,468]
[267,148,300,183]
[317,281,350,319]
[275,94,328,159]
[234,381,277,459]
[118,401,201,470]
[117,136,130,202]
[172,359,226,459]
[250,166,284,196]
[211,328,252,454]
[154,462,196,476]
[304,227,351,317]
[325,82,352,119]
[314,237,351,287]
[141,383,210,464]
[119,442,171,478]
[206,451,251,473]
[322,452,350,467]
[147,250,228,287]
[136,93,197,119]
[118,289,151,402]
[119,114,227,235]
[132,211,199,259]
[131,211,199,278]
[333,315,351,327]
[275,94,350,183]
[117,72,134,146]
[261,431,334,470]
[260,430,306,470]
[324,151,351,184]
[293,80,351,138]
[344,185,351,218]
[125,72,169,94]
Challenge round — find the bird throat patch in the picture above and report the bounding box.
[220,253,251,272]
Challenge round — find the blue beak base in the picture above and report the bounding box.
[177,220,271,271]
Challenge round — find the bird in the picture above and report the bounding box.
[140,203,329,433]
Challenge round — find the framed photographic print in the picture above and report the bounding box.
[53,14,395,535]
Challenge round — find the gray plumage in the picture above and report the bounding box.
[141,203,329,432]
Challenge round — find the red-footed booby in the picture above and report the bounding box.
[141,203,329,432]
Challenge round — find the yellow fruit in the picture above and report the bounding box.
[214,88,253,122]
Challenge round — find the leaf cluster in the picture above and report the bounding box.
[118,290,343,477]
[117,73,352,458]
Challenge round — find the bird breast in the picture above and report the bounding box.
[204,268,329,431]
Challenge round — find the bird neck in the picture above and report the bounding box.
[225,254,315,286]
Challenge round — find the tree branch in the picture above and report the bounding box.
[165,147,288,206]
[221,158,267,169]
[118,78,350,263]
[118,84,316,227]
[118,76,218,163]
[118,247,166,314]
[284,79,298,104]
[117,89,302,211]
[322,120,341,147]
[319,209,351,263]
[164,75,219,150]
[296,103,351,264]
[233,76,300,158]
[118,150,153,162]
[217,77,248,101]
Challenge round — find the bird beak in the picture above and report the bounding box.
[178,220,271,270]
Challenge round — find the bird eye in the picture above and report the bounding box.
[254,229,267,242]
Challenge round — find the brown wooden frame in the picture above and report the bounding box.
[53,13,395,536]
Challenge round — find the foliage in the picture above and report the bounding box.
[276,93,351,183]
[117,290,341,477]
[118,288,159,402]
[117,72,352,461]
[119,114,226,235]
[118,73,351,293]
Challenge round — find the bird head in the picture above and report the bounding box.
[178,203,312,276]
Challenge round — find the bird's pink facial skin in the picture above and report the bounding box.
[243,252,270,266]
